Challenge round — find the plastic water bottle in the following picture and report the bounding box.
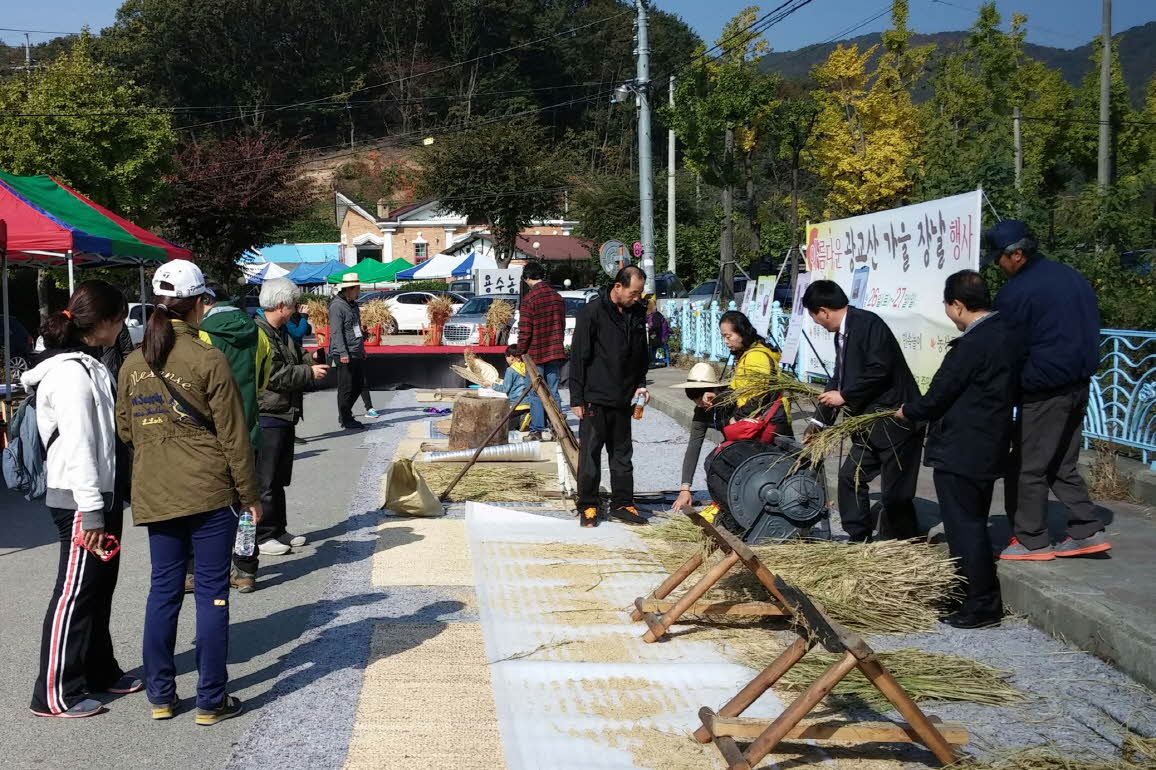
[234,510,256,556]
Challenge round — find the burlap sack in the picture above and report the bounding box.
[380,459,444,517]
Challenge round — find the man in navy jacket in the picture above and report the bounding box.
[899,271,1023,628]
[985,220,1109,561]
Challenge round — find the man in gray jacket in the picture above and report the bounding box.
[328,273,366,430]
[232,278,328,591]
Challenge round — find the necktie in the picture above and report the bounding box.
[834,330,846,390]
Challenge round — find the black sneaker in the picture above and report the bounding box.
[342,420,366,431]
[609,505,647,525]
[526,431,544,441]
[580,507,600,527]
[195,695,244,726]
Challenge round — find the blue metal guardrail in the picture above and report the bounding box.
[667,302,1156,470]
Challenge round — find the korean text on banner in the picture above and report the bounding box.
[749,276,777,337]
[803,190,982,391]
[476,268,522,296]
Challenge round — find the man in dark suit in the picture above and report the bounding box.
[802,280,923,541]
[898,270,1024,629]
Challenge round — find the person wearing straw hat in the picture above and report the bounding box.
[669,362,726,513]
[328,273,366,431]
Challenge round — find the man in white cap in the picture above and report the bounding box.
[328,274,366,430]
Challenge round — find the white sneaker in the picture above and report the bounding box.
[286,534,307,547]
[258,539,292,556]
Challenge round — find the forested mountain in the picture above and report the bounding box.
[759,21,1156,106]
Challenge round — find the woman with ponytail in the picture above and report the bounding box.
[115,260,260,725]
[25,280,134,718]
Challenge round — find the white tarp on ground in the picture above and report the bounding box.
[465,503,786,769]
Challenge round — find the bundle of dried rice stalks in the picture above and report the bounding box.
[451,350,500,387]
[414,462,552,503]
[795,409,903,471]
[304,298,329,327]
[1123,734,1156,767]
[485,299,514,333]
[426,294,455,326]
[714,370,823,411]
[360,298,394,330]
[634,523,960,633]
[1088,441,1139,503]
[776,648,1023,710]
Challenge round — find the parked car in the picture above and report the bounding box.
[441,295,520,346]
[126,302,155,347]
[654,271,687,299]
[383,291,466,333]
[687,277,749,300]
[447,279,476,297]
[0,315,35,380]
[357,290,400,304]
[507,291,593,350]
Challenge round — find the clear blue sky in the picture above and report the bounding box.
[1,0,1154,50]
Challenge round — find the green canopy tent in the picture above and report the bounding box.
[326,257,413,285]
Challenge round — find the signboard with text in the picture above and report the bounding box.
[803,190,982,390]
[475,268,523,296]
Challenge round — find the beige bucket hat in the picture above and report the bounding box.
[668,362,724,389]
[335,272,361,290]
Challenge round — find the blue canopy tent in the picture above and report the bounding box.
[285,259,345,285]
[395,251,497,280]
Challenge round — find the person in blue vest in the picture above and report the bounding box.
[984,220,1109,561]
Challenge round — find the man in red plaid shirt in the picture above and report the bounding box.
[514,262,567,438]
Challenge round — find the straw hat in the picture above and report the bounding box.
[668,362,724,389]
[451,353,500,387]
[335,272,361,290]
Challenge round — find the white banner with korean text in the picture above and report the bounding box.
[802,190,982,390]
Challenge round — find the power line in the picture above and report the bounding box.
[928,0,1090,45]
[0,27,82,36]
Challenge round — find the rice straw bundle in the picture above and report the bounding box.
[485,299,514,333]
[414,462,552,502]
[714,369,823,411]
[633,528,960,633]
[305,298,329,327]
[794,409,902,471]
[360,298,393,330]
[426,294,455,326]
[775,648,1023,709]
[1123,734,1156,767]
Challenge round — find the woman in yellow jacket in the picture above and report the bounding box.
[671,310,790,512]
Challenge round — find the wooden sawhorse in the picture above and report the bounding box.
[694,558,966,767]
[631,512,788,643]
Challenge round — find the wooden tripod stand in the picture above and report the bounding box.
[665,516,966,768]
[631,512,788,643]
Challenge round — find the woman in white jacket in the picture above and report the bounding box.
[25,280,136,719]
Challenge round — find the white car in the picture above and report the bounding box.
[508,291,594,349]
[126,302,155,347]
[383,291,467,333]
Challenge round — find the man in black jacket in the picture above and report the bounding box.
[898,271,1023,629]
[570,266,649,528]
[328,273,366,431]
[985,220,1109,561]
[803,280,923,541]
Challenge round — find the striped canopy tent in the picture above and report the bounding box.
[395,251,497,280]
[243,261,291,285]
[0,170,190,399]
[325,257,412,285]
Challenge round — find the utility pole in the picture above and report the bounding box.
[1013,106,1023,193]
[635,0,655,294]
[1097,0,1112,189]
[667,73,676,275]
[24,33,31,69]
[720,127,735,302]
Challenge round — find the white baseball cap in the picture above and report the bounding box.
[152,260,207,298]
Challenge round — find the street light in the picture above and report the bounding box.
[611,83,635,104]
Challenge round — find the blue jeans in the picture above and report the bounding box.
[143,506,237,710]
[528,359,563,433]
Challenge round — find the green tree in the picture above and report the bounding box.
[416,115,571,268]
[0,32,176,216]
[663,7,779,298]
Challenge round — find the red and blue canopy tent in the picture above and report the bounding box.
[0,169,190,397]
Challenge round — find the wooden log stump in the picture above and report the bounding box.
[448,395,509,450]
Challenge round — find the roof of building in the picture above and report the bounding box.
[245,243,341,264]
[515,234,592,261]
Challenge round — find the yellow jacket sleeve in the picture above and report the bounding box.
[255,332,272,394]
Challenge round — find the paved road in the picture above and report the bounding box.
[0,390,377,770]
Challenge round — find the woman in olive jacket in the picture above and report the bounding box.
[115,260,260,726]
